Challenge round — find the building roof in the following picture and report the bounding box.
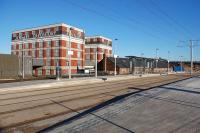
[12,23,84,33]
[85,36,112,41]
[108,57,130,68]
[126,55,167,61]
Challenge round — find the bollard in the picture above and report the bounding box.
[102,77,107,82]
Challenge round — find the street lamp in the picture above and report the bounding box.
[189,40,193,75]
[177,40,200,75]
[56,60,60,80]
[179,56,183,72]
[95,48,98,78]
[155,48,159,68]
[68,27,74,79]
[114,38,118,76]
[167,51,170,74]
[21,41,25,79]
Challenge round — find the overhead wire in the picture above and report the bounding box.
[149,0,194,38]
[89,0,178,41]
[134,0,192,39]
[64,0,174,43]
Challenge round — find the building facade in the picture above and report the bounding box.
[85,36,112,67]
[11,23,85,76]
[98,57,130,75]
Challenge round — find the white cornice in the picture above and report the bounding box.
[12,35,85,44]
[12,23,84,33]
[85,44,112,50]
[85,36,112,41]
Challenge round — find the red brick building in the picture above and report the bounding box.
[11,23,85,76]
[85,36,112,68]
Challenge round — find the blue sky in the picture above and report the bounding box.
[1,0,200,61]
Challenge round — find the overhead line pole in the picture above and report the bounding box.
[167,51,170,74]
[178,40,200,76]
[190,40,193,75]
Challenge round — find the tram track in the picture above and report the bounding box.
[0,74,191,132]
[0,75,181,106]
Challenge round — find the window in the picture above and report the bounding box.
[85,48,90,53]
[39,29,43,34]
[77,51,81,58]
[54,49,59,57]
[54,60,59,66]
[47,41,51,47]
[32,50,36,57]
[77,43,81,49]
[38,69,42,76]
[25,51,28,56]
[93,48,97,53]
[12,45,16,50]
[46,59,51,66]
[55,40,59,47]
[19,51,22,56]
[13,33,16,37]
[19,32,22,38]
[46,49,51,57]
[39,42,43,48]
[25,43,29,49]
[19,44,22,49]
[77,32,81,38]
[77,60,81,66]
[46,28,50,33]
[86,54,90,60]
[66,41,69,47]
[32,42,36,49]
[46,69,50,75]
[32,31,35,35]
[55,27,59,32]
[39,49,43,57]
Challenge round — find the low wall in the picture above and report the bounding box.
[0,54,19,79]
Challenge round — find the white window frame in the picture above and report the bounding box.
[54,49,59,57]
[77,51,81,58]
[13,33,16,37]
[47,41,51,47]
[55,40,59,47]
[32,30,35,35]
[19,44,22,49]
[32,42,36,49]
[46,69,50,75]
[39,42,43,48]
[46,49,51,57]
[46,59,51,66]
[39,49,43,57]
[32,50,36,57]
[25,51,28,56]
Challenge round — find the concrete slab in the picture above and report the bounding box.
[47,77,200,133]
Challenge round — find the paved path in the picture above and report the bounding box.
[46,76,200,133]
[0,74,163,92]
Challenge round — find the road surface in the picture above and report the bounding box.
[42,76,200,133]
[0,74,191,133]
